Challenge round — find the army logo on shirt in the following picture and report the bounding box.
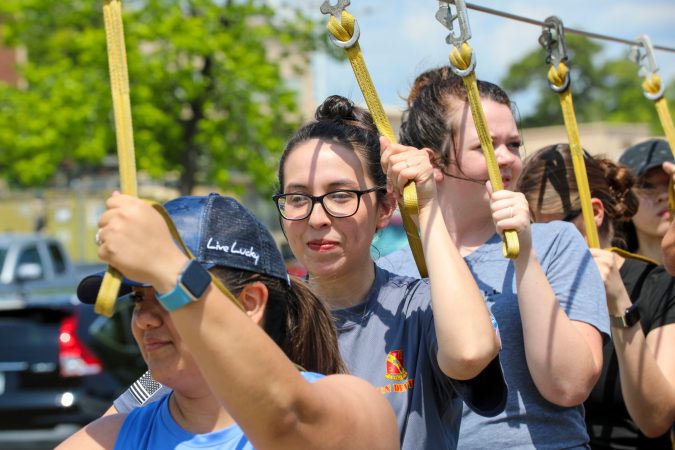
[385,350,408,381]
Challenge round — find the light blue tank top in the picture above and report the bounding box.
[114,371,324,449]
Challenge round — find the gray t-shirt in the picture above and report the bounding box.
[334,266,506,450]
[114,267,507,450]
[378,221,610,449]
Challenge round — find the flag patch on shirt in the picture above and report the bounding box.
[129,371,162,405]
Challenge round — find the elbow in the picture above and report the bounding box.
[439,344,499,381]
[537,368,599,407]
[539,379,595,407]
[544,390,588,408]
[539,359,601,407]
[640,423,671,439]
[631,407,675,438]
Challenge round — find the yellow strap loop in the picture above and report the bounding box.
[547,62,600,249]
[641,74,675,215]
[96,0,138,317]
[449,43,520,259]
[547,63,568,88]
[326,10,428,277]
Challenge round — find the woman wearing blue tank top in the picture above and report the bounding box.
[56,194,398,449]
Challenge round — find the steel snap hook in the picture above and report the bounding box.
[435,0,472,47]
[539,16,568,67]
[319,0,351,19]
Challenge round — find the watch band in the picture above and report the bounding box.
[609,302,641,329]
[157,260,211,312]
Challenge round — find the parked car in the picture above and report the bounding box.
[0,234,144,448]
[0,233,103,301]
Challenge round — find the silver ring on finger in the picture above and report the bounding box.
[95,230,102,246]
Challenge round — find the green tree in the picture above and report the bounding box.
[501,34,675,132]
[0,0,326,195]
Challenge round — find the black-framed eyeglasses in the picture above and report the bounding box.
[273,187,383,221]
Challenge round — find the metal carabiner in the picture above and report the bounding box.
[319,0,350,18]
[539,16,570,92]
[320,0,360,49]
[436,0,475,76]
[630,35,664,100]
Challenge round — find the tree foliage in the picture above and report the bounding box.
[0,0,326,194]
[501,34,675,131]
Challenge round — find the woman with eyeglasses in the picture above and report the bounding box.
[519,143,675,449]
[105,94,506,450]
[377,68,608,449]
[272,94,505,449]
[56,194,399,450]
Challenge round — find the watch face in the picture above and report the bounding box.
[182,260,212,298]
[624,303,641,328]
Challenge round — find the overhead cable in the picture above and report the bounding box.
[464,2,675,54]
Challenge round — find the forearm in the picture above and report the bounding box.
[515,249,601,406]
[169,284,397,449]
[150,260,327,448]
[170,288,325,448]
[419,203,499,380]
[662,224,675,275]
[613,324,675,436]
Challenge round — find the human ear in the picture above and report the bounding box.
[237,282,269,326]
[376,192,396,231]
[591,198,605,229]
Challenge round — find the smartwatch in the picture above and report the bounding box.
[609,302,641,329]
[157,260,212,312]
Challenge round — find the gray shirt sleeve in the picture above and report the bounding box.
[113,371,172,414]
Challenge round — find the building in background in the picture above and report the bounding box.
[0,20,21,87]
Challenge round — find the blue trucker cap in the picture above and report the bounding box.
[77,193,290,304]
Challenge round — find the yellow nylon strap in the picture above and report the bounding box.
[327,11,428,277]
[607,246,658,266]
[96,0,139,317]
[449,43,519,259]
[547,62,600,249]
[642,74,675,214]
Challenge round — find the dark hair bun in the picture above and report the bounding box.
[315,95,357,122]
[314,95,378,136]
[599,158,639,219]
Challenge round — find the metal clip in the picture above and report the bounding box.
[436,1,472,47]
[539,16,570,92]
[630,35,664,100]
[320,0,360,49]
[436,1,475,76]
[319,0,350,18]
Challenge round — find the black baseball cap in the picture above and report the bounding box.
[619,139,673,177]
[77,193,290,304]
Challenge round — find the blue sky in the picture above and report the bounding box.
[294,0,675,114]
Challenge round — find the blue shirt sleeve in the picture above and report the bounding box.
[534,222,610,337]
